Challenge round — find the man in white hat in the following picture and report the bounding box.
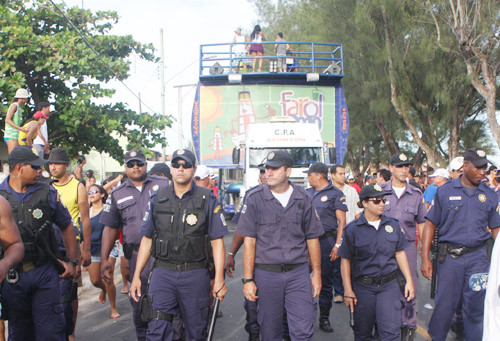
[449,157,464,180]
[194,164,211,189]
[423,169,450,210]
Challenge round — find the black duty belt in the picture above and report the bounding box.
[255,263,305,273]
[319,230,337,240]
[440,241,486,259]
[154,260,208,271]
[355,270,397,286]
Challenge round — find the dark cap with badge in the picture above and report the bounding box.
[172,149,196,165]
[124,149,146,163]
[390,152,412,166]
[303,162,328,176]
[48,147,70,164]
[263,150,293,168]
[464,147,490,168]
[9,146,48,166]
[359,183,392,200]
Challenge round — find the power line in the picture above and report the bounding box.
[48,0,160,115]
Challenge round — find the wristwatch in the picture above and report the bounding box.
[335,243,341,248]
[228,252,235,256]
[68,258,78,265]
[242,278,254,284]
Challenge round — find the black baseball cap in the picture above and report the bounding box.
[9,146,48,166]
[359,183,392,200]
[263,150,293,168]
[303,162,328,176]
[390,153,412,166]
[172,149,196,165]
[464,148,490,168]
[48,147,70,164]
[124,149,146,163]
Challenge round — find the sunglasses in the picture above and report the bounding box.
[126,160,145,168]
[171,161,193,169]
[26,164,41,170]
[368,197,386,205]
[88,189,100,195]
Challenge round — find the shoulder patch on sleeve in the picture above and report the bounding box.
[241,204,247,214]
[103,204,111,212]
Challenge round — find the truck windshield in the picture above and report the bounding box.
[249,148,322,168]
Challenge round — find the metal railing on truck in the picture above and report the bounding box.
[199,41,344,77]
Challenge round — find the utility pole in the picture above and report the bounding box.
[160,28,166,161]
[138,92,142,114]
[173,84,197,150]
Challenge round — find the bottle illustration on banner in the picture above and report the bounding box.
[209,126,224,160]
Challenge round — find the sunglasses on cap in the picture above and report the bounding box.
[88,189,100,195]
[171,161,193,169]
[126,160,145,168]
[367,197,386,205]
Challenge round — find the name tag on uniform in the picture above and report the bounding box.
[449,196,462,201]
[117,196,134,204]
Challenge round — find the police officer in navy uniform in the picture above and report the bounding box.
[237,150,324,340]
[381,152,426,340]
[338,183,415,341]
[100,149,169,340]
[421,148,500,341]
[0,145,77,340]
[130,148,228,340]
[304,162,347,333]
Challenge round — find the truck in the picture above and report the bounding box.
[233,117,332,189]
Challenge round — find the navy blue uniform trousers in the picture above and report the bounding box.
[352,279,401,341]
[146,267,210,341]
[319,235,343,310]
[1,263,66,340]
[428,248,489,341]
[255,263,315,341]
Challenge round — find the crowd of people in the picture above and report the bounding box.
[1,88,500,341]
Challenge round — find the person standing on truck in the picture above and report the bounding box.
[237,150,323,340]
[275,32,289,72]
[249,25,265,72]
[304,162,347,333]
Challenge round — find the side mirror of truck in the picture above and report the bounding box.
[232,147,240,165]
[328,147,336,164]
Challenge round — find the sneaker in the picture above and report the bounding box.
[334,295,344,303]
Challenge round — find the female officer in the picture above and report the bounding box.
[338,183,415,340]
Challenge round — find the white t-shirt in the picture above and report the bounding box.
[367,220,381,230]
[271,185,294,208]
[33,121,48,145]
[234,34,246,53]
[393,186,405,199]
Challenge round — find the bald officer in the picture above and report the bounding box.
[237,150,323,340]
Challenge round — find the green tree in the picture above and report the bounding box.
[250,0,491,169]
[0,0,171,161]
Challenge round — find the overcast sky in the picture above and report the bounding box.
[68,0,259,153]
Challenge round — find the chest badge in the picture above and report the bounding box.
[478,194,486,203]
[385,225,393,233]
[152,185,159,192]
[32,209,43,219]
[186,214,198,226]
[321,195,328,202]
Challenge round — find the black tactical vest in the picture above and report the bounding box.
[152,185,211,263]
[0,182,57,263]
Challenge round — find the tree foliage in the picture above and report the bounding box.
[0,0,172,161]
[250,0,493,169]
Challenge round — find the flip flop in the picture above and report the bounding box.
[120,288,129,294]
[111,313,120,319]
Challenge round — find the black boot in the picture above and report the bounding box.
[400,326,416,341]
[400,326,407,341]
[319,308,334,333]
[248,333,259,341]
[373,323,381,341]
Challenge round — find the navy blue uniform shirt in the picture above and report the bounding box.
[306,182,347,232]
[426,177,500,248]
[236,182,324,264]
[100,175,170,245]
[0,177,72,230]
[141,182,228,241]
[338,214,409,278]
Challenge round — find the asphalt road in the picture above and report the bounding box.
[76,220,455,340]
